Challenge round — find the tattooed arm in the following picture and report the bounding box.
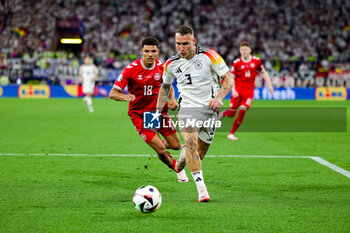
[208,71,236,112]
[156,83,171,112]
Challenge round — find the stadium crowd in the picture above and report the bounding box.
[0,0,350,74]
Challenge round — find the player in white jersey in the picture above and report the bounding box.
[157,25,238,202]
[79,56,98,112]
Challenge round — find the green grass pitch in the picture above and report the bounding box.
[0,98,349,232]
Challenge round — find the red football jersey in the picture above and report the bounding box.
[113,58,167,114]
[231,56,265,94]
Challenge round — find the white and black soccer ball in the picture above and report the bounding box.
[133,185,162,213]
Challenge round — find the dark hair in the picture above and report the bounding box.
[141,37,159,48]
[240,41,250,48]
[175,25,194,36]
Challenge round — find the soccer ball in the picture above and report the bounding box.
[133,185,162,213]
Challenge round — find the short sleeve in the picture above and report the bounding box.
[113,69,128,91]
[230,63,237,77]
[205,49,229,77]
[257,59,265,72]
[163,59,175,84]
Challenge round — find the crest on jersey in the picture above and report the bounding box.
[195,60,203,70]
[250,63,255,68]
[117,74,123,82]
[154,73,161,81]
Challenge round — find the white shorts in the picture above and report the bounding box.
[83,82,95,94]
[177,107,218,144]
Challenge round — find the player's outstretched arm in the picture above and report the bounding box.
[262,70,274,93]
[209,71,236,112]
[109,87,135,102]
[157,83,171,111]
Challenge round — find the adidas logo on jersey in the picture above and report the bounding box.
[175,67,182,73]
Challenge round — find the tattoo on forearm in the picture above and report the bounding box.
[157,84,171,110]
[216,72,233,100]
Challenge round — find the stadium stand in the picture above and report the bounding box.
[0,0,349,86]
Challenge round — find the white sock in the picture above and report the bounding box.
[191,170,206,192]
[86,97,92,106]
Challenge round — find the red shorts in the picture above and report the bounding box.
[129,112,177,143]
[229,91,254,109]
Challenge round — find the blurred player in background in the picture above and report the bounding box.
[109,37,189,182]
[219,41,274,140]
[157,25,237,202]
[79,56,98,112]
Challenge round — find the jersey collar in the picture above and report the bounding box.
[241,55,252,63]
[141,59,156,70]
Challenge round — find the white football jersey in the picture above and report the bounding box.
[79,64,98,84]
[163,45,229,107]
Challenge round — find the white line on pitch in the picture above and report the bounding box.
[0,153,310,158]
[0,153,349,179]
[0,153,155,157]
[206,155,311,158]
[310,156,350,179]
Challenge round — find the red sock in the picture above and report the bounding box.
[230,109,246,134]
[172,159,178,172]
[223,109,237,118]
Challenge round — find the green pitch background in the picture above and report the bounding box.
[0,98,349,232]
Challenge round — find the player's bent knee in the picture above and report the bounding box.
[239,106,248,111]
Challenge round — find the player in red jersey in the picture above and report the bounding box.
[219,41,274,140]
[109,37,189,182]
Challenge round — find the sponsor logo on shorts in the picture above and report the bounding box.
[140,133,147,141]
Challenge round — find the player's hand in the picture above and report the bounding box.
[268,86,274,94]
[124,94,136,102]
[208,98,223,112]
[231,88,239,98]
[168,98,178,110]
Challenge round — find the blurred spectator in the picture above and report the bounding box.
[0,0,349,73]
